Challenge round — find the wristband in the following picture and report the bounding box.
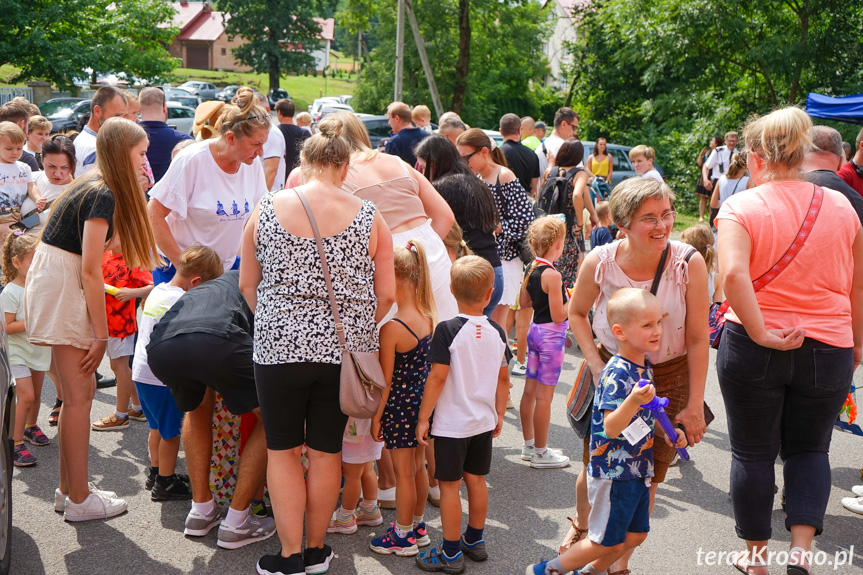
[94,338,109,342]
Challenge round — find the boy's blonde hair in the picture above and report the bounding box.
[394,238,438,324]
[175,245,223,283]
[596,201,610,220]
[412,105,432,122]
[450,255,494,305]
[0,121,26,146]
[628,145,655,162]
[172,139,195,158]
[295,112,312,127]
[28,115,52,134]
[1,233,38,284]
[607,287,661,329]
[680,223,715,273]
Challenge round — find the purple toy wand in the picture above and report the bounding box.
[637,379,689,461]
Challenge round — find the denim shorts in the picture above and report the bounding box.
[587,475,651,547]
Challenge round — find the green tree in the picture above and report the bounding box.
[220,0,338,93]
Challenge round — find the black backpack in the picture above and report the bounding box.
[537,167,581,216]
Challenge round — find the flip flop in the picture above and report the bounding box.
[48,398,62,426]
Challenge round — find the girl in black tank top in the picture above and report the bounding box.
[518,217,572,469]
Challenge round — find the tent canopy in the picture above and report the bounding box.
[806,92,863,125]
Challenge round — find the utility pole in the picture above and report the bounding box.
[405,0,443,119]
[394,0,405,101]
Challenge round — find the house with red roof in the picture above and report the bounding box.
[166,1,335,73]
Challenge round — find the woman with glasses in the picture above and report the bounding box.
[563,177,709,571]
[148,86,270,283]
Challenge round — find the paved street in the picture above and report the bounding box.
[11,346,863,575]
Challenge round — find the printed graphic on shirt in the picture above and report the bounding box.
[0,163,32,209]
[589,355,655,481]
[216,199,251,220]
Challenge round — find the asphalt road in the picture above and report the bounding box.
[11,346,863,575]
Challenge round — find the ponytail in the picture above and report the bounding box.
[394,239,438,326]
[490,146,508,168]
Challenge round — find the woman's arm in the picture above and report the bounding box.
[543,268,568,324]
[370,211,395,323]
[568,252,604,380]
[577,172,598,227]
[676,251,709,445]
[850,227,863,369]
[606,155,614,183]
[718,219,805,349]
[238,204,263,313]
[80,218,111,374]
[148,199,181,266]
[413,168,455,239]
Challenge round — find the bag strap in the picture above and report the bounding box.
[650,244,670,296]
[751,184,823,292]
[294,188,349,352]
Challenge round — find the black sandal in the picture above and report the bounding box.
[48,398,62,426]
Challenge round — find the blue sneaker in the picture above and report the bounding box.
[525,561,566,575]
[460,535,488,561]
[370,524,419,556]
[416,546,465,574]
[414,521,431,547]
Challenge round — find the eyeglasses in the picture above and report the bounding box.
[638,211,677,228]
[461,150,479,161]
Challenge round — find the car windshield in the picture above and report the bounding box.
[40,100,81,119]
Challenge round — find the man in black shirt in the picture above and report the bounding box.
[802,126,863,225]
[499,113,540,197]
[275,98,309,176]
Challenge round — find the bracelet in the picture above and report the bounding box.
[94,338,109,342]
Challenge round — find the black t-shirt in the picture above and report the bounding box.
[803,170,863,226]
[501,140,540,193]
[278,123,310,173]
[435,176,501,268]
[42,184,115,254]
[18,152,39,172]
[147,271,254,350]
[525,264,567,324]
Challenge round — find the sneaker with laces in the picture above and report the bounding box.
[91,413,129,431]
[257,551,305,575]
[64,491,127,522]
[416,546,465,574]
[521,446,563,461]
[303,544,334,574]
[127,408,147,422]
[371,524,419,556]
[23,425,50,446]
[355,503,383,526]
[326,509,357,534]
[184,503,225,536]
[145,467,158,490]
[217,512,277,549]
[13,444,36,466]
[526,561,567,575]
[414,521,431,547]
[460,536,488,561]
[55,484,118,513]
[511,361,527,376]
[842,496,863,515]
[530,450,570,469]
[152,475,193,501]
[852,485,863,497]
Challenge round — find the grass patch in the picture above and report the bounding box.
[0,65,25,86]
[673,211,701,232]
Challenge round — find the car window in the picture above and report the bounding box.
[611,149,632,171]
[366,120,391,138]
[208,84,216,90]
[169,107,195,119]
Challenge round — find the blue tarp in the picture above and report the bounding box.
[806,92,863,124]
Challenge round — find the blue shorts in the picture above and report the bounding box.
[152,256,239,285]
[135,382,183,440]
[586,475,650,547]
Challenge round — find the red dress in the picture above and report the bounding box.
[103,251,153,339]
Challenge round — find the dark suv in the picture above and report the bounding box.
[356,114,391,149]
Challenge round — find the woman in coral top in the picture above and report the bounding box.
[715,107,863,575]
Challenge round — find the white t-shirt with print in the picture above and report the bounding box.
[74,126,98,177]
[132,283,186,386]
[0,161,32,211]
[149,140,269,270]
[263,123,287,192]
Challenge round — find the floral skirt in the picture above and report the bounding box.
[558,227,583,290]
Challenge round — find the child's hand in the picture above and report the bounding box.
[36,197,47,211]
[416,419,430,446]
[628,382,655,405]
[493,415,503,438]
[370,418,384,443]
[664,427,687,449]
[113,288,135,302]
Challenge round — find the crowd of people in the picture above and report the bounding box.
[1,85,862,575]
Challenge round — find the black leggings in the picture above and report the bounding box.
[717,321,852,540]
[254,361,347,453]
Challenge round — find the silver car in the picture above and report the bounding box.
[179,81,219,101]
[165,102,197,136]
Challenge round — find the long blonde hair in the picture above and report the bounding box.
[394,239,438,325]
[54,118,160,270]
[520,216,566,294]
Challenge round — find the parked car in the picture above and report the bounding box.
[308,97,342,117]
[215,85,240,103]
[0,317,14,574]
[356,114,391,149]
[167,95,200,110]
[313,104,355,128]
[267,89,290,109]
[165,102,197,136]
[580,141,663,187]
[40,98,90,133]
[159,86,198,104]
[179,81,219,101]
[337,95,353,107]
[482,129,504,148]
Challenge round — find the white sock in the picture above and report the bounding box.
[524,439,535,449]
[114,410,128,419]
[395,522,412,538]
[191,497,215,516]
[224,505,249,528]
[130,404,141,412]
[413,515,424,528]
[535,446,548,457]
[360,499,377,510]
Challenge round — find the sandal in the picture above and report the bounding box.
[48,398,62,427]
[734,552,767,575]
[558,517,588,555]
[787,547,811,575]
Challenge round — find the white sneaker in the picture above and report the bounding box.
[427,485,441,507]
[378,486,396,509]
[506,395,515,409]
[851,485,863,497]
[54,483,118,513]
[64,491,127,522]
[521,446,563,461]
[530,449,570,469]
[842,496,863,515]
[511,361,527,376]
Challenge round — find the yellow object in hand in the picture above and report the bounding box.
[104,284,120,296]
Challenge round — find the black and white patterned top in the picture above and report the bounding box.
[488,176,534,262]
[253,191,379,365]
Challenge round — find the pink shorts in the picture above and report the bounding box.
[342,434,384,465]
